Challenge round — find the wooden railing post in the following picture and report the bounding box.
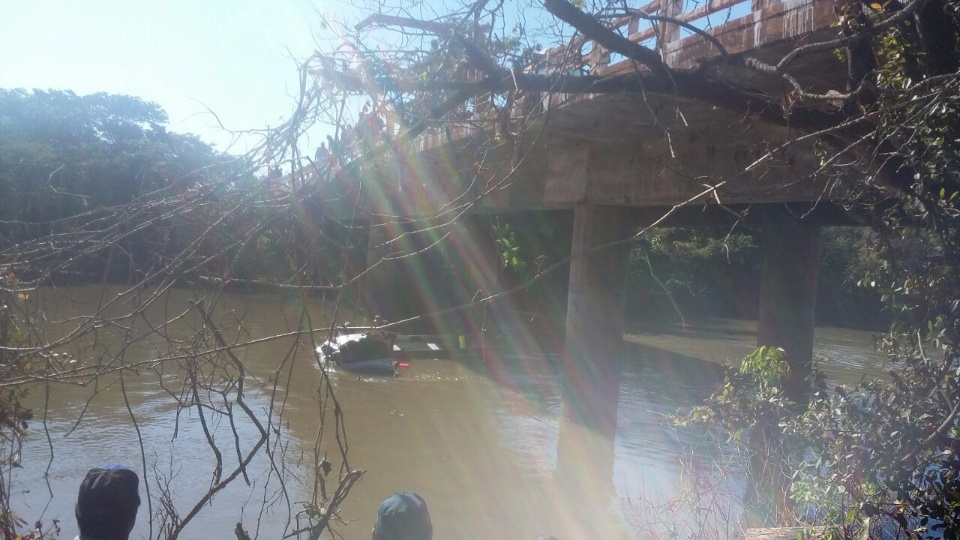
[589,42,610,73]
[659,0,684,64]
[406,0,834,151]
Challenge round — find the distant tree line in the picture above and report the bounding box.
[488,215,889,332]
[0,89,369,291]
[0,89,367,538]
[628,226,887,330]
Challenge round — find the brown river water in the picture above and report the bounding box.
[10,287,884,539]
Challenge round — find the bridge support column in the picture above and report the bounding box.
[556,203,630,498]
[757,213,820,402]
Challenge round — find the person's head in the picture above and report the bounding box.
[75,465,141,540]
[372,492,432,540]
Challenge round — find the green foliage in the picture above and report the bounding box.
[678,346,796,441]
[630,227,885,327]
[0,89,364,539]
[686,4,960,535]
[818,227,887,329]
[785,358,960,535]
[739,345,790,383]
[0,89,231,240]
[684,337,957,536]
[628,227,761,320]
[678,346,805,526]
[492,217,532,283]
[0,272,38,538]
[0,89,263,284]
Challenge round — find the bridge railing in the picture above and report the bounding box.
[409,0,835,151]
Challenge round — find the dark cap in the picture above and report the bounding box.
[76,465,141,517]
[373,492,432,540]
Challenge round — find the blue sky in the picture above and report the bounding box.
[1,0,757,156]
[0,1,341,154]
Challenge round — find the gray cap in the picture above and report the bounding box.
[373,492,432,540]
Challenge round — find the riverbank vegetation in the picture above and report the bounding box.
[679,2,960,538]
[626,226,887,330]
[0,90,368,538]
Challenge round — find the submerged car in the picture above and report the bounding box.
[316,332,396,375]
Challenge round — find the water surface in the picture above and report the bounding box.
[11,288,884,539]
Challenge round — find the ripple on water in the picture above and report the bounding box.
[15,290,886,539]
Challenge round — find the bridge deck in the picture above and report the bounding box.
[305,0,847,219]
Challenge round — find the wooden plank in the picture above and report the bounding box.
[391,348,482,361]
[391,349,452,360]
[388,333,484,361]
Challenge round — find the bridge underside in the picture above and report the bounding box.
[354,92,852,223]
[356,199,823,507]
[343,47,850,503]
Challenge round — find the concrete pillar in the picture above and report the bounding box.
[757,213,820,403]
[555,203,631,496]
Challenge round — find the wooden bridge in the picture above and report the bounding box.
[329,0,850,220]
[310,0,860,507]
